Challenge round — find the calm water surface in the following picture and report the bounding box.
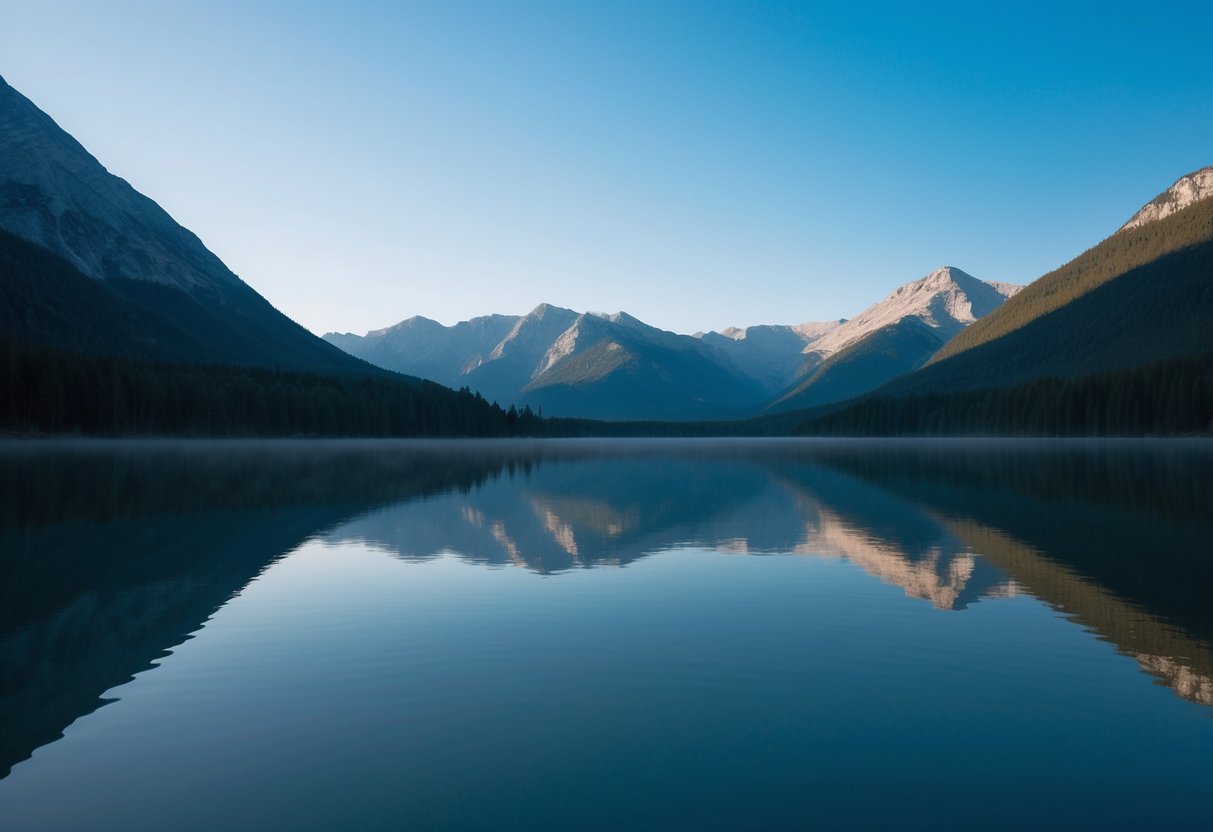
[1,438,1211,830]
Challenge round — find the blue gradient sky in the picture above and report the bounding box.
[2,1,1210,335]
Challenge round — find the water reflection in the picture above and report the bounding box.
[330,455,1019,609]
[1,438,1210,781]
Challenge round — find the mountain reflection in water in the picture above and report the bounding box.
[1,438,1211,783]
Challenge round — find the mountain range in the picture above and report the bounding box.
[325,161,1213,426]
[330,160,1210,429]
[0,69,1209,435]
[330,304,772,420]
[325,267,1021,419]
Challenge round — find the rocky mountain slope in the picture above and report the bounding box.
[1119,166,1213,233]
[329,304,769,420]
[803,267,1018,365]
[695,320,843,392]
[329,267,1018,420]
[769,267,1020,410]
[517,310,768,420]
[0,73,377,375]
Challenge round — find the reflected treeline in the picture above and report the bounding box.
[2,438,1211,780]
[804,440,1213,705]
[0,440,546,778]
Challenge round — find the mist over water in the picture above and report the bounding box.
[2,438,1211,830]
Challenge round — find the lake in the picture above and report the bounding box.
[1,438,1211,830]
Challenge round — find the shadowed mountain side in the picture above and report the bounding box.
[520,337,768,421]
[0,229,387,374]
[931,189,1213,369]
[881,231,1213,398]
[0,78,384,376]
[771,317,949,412]
[0,76,235,289]
[325,314,519,391]
[0,76,548,440]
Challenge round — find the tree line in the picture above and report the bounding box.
[796,351,1213,437]
[0,338,542,437]
[5,336,1211,439]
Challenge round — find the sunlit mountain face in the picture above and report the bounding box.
[2,439,1211,829]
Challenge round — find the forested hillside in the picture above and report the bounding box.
[796,351,1213,437]
[871,207,1213,402]
[933,194,1213,365]
[0,337,539,437]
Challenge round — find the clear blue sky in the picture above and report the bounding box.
[2,1,1210,335]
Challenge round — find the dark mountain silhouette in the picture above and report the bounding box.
[0,74,387,376]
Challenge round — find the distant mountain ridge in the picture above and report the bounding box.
[517,309,770,420]
[329,303,772,420]
[327,266,1017,420]
[695,320,844,392]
